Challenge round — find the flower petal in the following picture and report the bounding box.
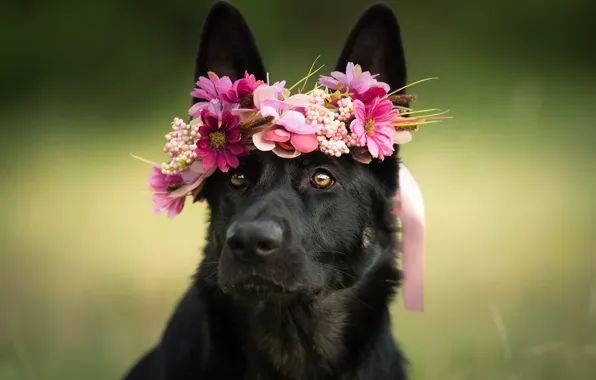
[272,146,301,158]
[227,142,250,156]
[216,153,228,172]
[352,100,367,121]
[264,128,291,142]
[252,130,276,151]
[259,105,280,119]
[284,94,311,108]
[276,110,307,133]
[290,133,319,153]
[167,198,185,219]
[367,138,379,158]
[253,84,279,108]
[202,153,217,171]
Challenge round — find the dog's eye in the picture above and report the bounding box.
[230,172,246,188]
[311,170,335,189]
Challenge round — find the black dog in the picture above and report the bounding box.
[124,2,412,379]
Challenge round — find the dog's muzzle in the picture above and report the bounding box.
[224,219,283,260]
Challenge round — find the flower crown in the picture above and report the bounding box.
[139,61,449,218]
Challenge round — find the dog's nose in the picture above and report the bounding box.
[225,220,283,259]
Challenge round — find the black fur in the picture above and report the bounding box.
[124,2,410,379]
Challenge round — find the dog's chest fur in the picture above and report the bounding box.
[245,297,348,378]
[199,254,404,380]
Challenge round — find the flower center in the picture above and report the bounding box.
[240,93,254,108]
[209,131,226,149]
[364,117,375,136]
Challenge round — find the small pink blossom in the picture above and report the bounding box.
[194,110,249,172]
[148,165,187,219]
[222,71,265,105]
[318,62,390,95]
[350,97,398,160]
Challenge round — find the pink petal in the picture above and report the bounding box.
[253,84,279,109]
[227,142,249,156]
[349,119,365,136]
[202,153,217,171]
[345,62,355,82]
[172,167,216,197]
[367,138,379,158]
[318,75,339,89]
[181,169,201,184]
[252,130,276,151]
[264,129,291,142]
[272,146,301,158]
[259,105,280,119]
[276,110,307,133]
[283,94,311,108]
[226,129,241,143]
[231,108,257,122]
[216,153,228,172]
[224,149,240,168]
[290,133,319,153]
[167,198,185,219]
[352,100,367,121]
[188,102,209,117]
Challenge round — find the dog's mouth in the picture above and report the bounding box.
[223,275,292,299]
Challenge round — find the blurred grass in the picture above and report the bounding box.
[1,0,595,379]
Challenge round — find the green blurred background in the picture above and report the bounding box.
[1,0,594,379]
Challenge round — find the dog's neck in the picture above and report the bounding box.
[196,247,401,379]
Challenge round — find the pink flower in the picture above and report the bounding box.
[190,72,233,101]
[318,62,390,95]
[148,165,187,219]
[222,71,265,106]
[194,110,249,172]
[350,97,398,160]
[189,73,233,117]
[252,99,321,157]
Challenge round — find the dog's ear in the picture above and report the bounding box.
[334,3,407,94]
[337,4,407,195]
[194,2,266,84]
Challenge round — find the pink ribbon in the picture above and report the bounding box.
[393,163,425,312]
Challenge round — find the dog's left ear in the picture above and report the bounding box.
[193,2,266,84]
[336,3,407,195]
[335,3,407,95]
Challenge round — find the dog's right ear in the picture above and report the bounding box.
[194,2,266,85]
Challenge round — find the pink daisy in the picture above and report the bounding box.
[350,97,398,160]
[189,72,233,117]
[194,110,249,172]
[318,62,390,95]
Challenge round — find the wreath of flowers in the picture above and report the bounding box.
[136,60,450,218]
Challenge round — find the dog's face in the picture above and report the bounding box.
[202,149,399,301]
[194,2,408,303]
